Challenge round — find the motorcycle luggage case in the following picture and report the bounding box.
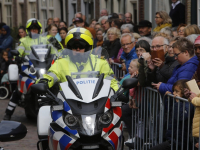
[8,64,19,81]
[37,106,52,139]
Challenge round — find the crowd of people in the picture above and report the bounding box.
[0,0,200,149]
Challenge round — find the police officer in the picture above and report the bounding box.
[3,18,45,120]
[42,27,120,91]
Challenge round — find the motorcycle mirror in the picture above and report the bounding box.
[31,83,48,94]
[122,78,138,89]
[0,120,27,142]
[10,50,20,56]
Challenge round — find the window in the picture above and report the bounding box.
[6,5,12,27]
[41,0,47,7]
[49,0,53,7]
[49,10,54,18]
[5,0,12,2]
[198,1,200,27]
[30,3,37,18]
[42,10,47,28]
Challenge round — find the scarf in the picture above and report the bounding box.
[153,23,172,32]
[96,40,103,47]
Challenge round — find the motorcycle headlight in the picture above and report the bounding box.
[64,114,78,127]
[81,114,96,136]
[99,110,113,125]
[39,69,46,75]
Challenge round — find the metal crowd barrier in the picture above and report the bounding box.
[111,62,125,79]
[127,87,200,150]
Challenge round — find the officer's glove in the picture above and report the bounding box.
[48,37,62,50]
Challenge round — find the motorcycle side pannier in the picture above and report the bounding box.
[8,64,19,81]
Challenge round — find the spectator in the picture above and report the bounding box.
[153,32,171,41]
[94,23,101,32]
[125,12,138,33]
[17,26,26,41]
[186,34,200,43]
[160,27,173,39]
[73,17,96,38]
[184,24,200,37]
[0,25,13,58]
[118,13,125,23]
[138,37,152,45]
[192,36,200,88]
[137,20,152,39]
[171,26,178,37]
[0,50,13,78]
[59,27,68,48]
[150,79,193,150]
[169,0,185,27]
[100,8,108,17]
[45,18,53,32]
[0,23,6,36]
[132,33,141,43]
[111,19,122,29]
[177,23,187,37]
[53,17,62,42]
[59,21,67,29]
[47,24,63,49]
[152,38,199,95]
[147,36,179,86]
[95,28,104,48]
[68,18,76,31]
[102,27,121,63]
[120,24,134,34]
[153,11,172,32]
[89,19,97,29]
[120,33,138,74]
[99,16,110,40]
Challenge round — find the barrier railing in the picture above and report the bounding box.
[126,87,200,150]
[111,62,125,79]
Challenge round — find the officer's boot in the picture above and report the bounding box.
[3,101,17,120]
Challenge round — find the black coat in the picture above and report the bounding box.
[169,3,185,27]
[0,58,13,75]
[147,56,180,84]
[102,38,121,59]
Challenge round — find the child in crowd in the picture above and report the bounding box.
[150,79,192,150]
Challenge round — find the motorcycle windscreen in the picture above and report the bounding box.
[55,47,116,103]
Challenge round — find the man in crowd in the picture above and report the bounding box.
[120,33,138,74]
[53,17,61,41]
[100,8,108,17]
[99,16,110,40]
[59,21,67,29]
[125,12,138,33]
[169,0,185,27]
[118,13,126,23]
[73,17,96,38]
[137,20,152,39]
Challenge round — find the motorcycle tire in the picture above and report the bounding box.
[0,86,9,100]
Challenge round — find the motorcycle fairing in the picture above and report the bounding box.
[18,74,35,94]
[102,106,122,136]
[104,122,123,150]
[63,101,72,114]
[49,128,76,150]
[52,110,79,137]
[21,56,37,79]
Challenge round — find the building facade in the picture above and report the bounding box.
[0,0,199,31]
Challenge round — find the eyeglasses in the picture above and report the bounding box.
[174,52,182,58]
[121,42,133,47]
[194,46,200,51]
[150,44,166,50]
[136,49,145,53]
[155,17,162,19]
[178,30,184,33]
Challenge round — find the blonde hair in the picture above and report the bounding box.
[154,32,171,41]
[156,11,172,24]
[132,33,141,40]
[107,27,121,39]
[131,59,140,69]
[184,24,200,37]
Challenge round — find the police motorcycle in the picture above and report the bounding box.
[0,120,27,149]
[9,33,60,119]
[31,47,138,150]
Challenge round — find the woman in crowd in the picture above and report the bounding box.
[102,27,121,63]
[17,26,26,39]
[95,28,104,47]
[153,11,172,32]
[59,27,68,48]
[0,25,13,58]
[89,19,97,29]
[177,23,187,37]
[152,38,199,95]
[184,24,200,37]
[120,24,134,34]
[94,23,101,32]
